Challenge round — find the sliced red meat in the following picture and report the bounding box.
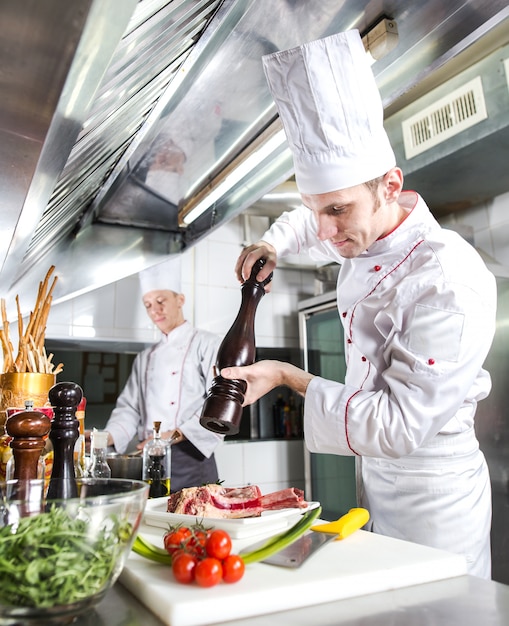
[167,484,308,519]
[260,487,307,510]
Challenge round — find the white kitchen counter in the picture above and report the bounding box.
[85,575,509,626]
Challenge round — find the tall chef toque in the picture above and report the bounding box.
[139,256,182,295]
[262,29,396,195]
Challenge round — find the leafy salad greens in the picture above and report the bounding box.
[0,504,132,608]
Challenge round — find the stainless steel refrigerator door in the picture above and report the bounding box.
[298,293,357,520]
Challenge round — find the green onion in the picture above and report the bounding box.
[132,534,172,565]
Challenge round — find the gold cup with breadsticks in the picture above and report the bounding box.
[0,266,64,479]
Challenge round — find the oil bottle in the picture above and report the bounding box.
[142,421,171,497]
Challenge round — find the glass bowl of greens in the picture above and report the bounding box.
[0,478,149,623]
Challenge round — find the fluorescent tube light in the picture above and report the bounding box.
[181,128,287,225]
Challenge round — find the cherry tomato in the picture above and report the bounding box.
[194,557,223,587]
[222,554,245,584]
[171,548,187,563]
[187,529,208,558]
[171,552,197,584]
[164,527,191,555]
[206,529,232,560]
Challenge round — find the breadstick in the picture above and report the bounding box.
[24,267,54,341]
[1,298,9,342]
[42,346,50,373]
[5,266,59,373]
[0,328,13,372]
[15,295,23,343]
[27,349,37,373]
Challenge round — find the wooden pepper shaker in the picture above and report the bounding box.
[46,381,83,500]
[5,401,51,481]
[200,258,273,435]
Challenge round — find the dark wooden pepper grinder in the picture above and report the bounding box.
[5,401,51,481]
[200,258,273,435]
[46,381,83,500]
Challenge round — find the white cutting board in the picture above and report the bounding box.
[120,523,467,626]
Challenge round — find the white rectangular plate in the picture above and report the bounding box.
[142,498,319,539]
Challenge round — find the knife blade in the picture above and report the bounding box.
[249,507,370,568]
[260,529,337,567]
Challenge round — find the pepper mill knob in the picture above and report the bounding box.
[46,381,83,500]
[5,406,51,481]
[200,258,272,435]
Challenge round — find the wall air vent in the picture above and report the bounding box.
[402,76,488,159]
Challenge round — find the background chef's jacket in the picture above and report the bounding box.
[106,320,222,456]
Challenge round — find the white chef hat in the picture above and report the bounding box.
[262,30,396,195]
[139,256,182,295]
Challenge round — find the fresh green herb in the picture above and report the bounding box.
[0,504,132,608]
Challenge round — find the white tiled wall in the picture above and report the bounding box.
[215,439,306,495]
[440,189,509,267]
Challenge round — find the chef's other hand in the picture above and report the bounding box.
[165,429,185,445]
[235,241,277,290]
[221,360,314,405]
[136,428,185,450]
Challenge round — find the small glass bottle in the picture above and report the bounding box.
[142,421,171,498]
[89,429,111,478]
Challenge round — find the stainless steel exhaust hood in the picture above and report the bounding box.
[2,0,509,316]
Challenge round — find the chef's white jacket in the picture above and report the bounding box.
[262,191,497,578]
[106,321,223,458]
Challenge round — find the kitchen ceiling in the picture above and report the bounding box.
[1,0,509,315]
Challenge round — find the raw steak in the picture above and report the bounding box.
[167,483,308,518]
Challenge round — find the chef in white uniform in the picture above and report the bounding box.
[105,256,223,492]
[221,31,497,578]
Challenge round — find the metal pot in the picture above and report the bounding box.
[106,452,143,480]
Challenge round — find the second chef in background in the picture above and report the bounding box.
[104,256,223,492]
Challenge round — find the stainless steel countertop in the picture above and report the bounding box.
[75,575,509,626]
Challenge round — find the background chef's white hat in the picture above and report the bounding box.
[262,30,396,195]
[139,256,182,295]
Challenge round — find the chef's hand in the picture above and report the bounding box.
[221,360,314,405]
[136,429,185,450]
[235,241,277,291]
[164,429,186,445]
